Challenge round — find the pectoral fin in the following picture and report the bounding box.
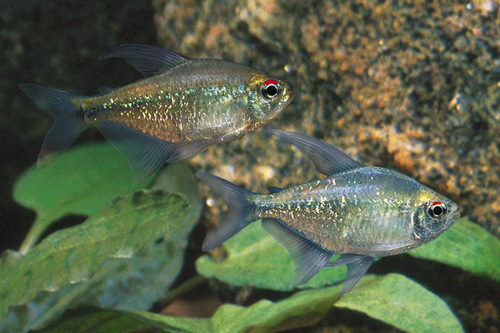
[325,254,375,296]
[262,218,333,287]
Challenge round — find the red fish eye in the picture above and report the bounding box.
[261,80,280,100]
[428,201,447,218]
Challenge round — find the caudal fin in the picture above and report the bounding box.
[19,83,88,167]
[197,173,256,251]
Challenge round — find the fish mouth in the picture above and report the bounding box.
[450,209,461,224]
[280,82,294,109]
[444,205,461,229]
[286,81,294,100]
[287,80,294,94]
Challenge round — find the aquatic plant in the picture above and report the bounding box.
[0,143,498,332]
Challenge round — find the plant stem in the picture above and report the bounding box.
[156,274,208,309]
[18,215,50,255]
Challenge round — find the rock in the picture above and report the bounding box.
[153,0,500,237]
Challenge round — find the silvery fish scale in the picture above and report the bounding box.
[256,166,446,257]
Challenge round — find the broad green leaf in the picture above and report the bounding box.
[196,222,347,291]
[43,309,212,333]
[111,274,462,333]
[39,310,150,333]
[13,143,153,253]
[336,273,464,332]
[120,309,212,332]
[98,284,344,333]
[0,185,199,331]
[209,285,341,333]
[150,161,203,224]
[410,218,500,282]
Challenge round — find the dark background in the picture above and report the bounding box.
[0,0,158,251]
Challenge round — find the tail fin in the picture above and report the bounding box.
[19,83,88,167]
[197,173,257,251]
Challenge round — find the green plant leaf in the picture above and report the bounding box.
[106,274,462,333]
[39,310,150,333]
[208,285,341,333]
[120,309,213,332]
[0,181,200,331]
[42,309,212,333]
[195,221,347,291]
[409,218,500,282]
[90,283,343,333]
[13,143,153,254]
[336,274,464,332]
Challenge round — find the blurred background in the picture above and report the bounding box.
[1,0,157,250]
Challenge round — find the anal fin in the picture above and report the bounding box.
[262,218,333,287]
[325,254,375,296]
[97,122,212,181]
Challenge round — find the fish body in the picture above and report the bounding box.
[198,130,459,295]
[82,59,287,142]
[20,44,293,181]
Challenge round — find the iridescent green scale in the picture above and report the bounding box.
[258,167,424,255]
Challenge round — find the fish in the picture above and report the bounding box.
[19,44,294,181]
[197,130,460,295]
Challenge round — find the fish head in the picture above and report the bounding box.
[411,188,460,243]
[247,73,294,126]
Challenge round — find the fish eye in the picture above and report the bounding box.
[428,201,447,218]
[261,79,280,100]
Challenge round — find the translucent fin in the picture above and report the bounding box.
[96,122,171,181]
[98,122,213,181]
[19,83,88,167]
[98,86,115,94]
[165,141,213,163]
[268,186,284,194]
[197,173,256,251]
[325,254,375,295]
[261,218,333,287]
[98,44,190,77]
[262,130,361,176]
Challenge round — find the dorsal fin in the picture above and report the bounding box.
[262,130,361,176]
[98,86,115,94]
[98,44,190,77]
[268,186,284,194]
